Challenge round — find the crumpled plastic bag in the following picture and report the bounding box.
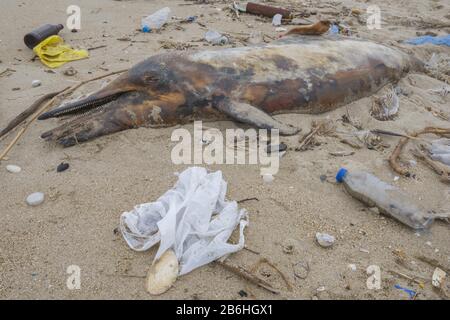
[33,35,89,68]
[428,138,450,166]
[120,167,249,275]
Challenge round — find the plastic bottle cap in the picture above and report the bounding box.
[336,168,348,183]
[142,26,151,33]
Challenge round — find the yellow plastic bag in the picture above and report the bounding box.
[33,35,89,68]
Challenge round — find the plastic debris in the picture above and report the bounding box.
[405,34,450,47]
[272,14,282,26]
[6,164,21,173]
[120,167,248,276]
[146,249,179,295]
[141,7,171,33]
[329,24,339,35]
[33,35,89,68]
[315,232,335,248]
[336,168,434,230]
[205,30,229,45]
[26,192,45,206]
[394,284,417,299]
[428,139,450,166]
[432,267,446,288]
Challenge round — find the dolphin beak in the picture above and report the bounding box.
[38,73,135,120]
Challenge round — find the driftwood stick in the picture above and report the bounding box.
[0,88,68,139]
[416,255,450,274]
[411,146,450,183]
[0,69,128,161]
[216,260,280,294]
[295,123,323,151]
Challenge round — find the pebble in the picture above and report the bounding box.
[315,232,335,248]
[31,80,41,88]
[6,164,21,173]
[26,192,45,206]
[348,264,357,271]
[57,162,70,172]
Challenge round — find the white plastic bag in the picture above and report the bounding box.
[428,139,450,166]
[120,167,248,275]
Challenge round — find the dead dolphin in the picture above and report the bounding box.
[39,36,422,147]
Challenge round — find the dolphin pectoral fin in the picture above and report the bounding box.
[41,108,134,147]
[214,99,300,135]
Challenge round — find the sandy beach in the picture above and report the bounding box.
[0,0,449,300]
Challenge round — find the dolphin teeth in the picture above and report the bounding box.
[38,93,122,120]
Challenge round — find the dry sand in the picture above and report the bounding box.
[0,0,449,300]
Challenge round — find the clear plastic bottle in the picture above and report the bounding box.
[141,7,171,33]
[336,168,434,230]
[205,30,228,45]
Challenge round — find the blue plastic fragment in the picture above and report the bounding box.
[404,35,450,47]
[329,24,339,35]
[394,284,417,299]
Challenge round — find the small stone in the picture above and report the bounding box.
[238,290,248,297]
[63,67,78,77]
[57,162,70,172]
[359,248,370,254]
[316,286,326,292]
[348,264,357,271]
[31,80,41,88]
[316,232,335,248]
[26,192,45,206]
[6,164,21,173]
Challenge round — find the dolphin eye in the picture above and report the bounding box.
[143,73,157,84]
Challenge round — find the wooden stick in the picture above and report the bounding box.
[216,260,280,294]
[0,69,128,161]
[416,255,450,274]
[411,146,450,183]
[0,88,69,139]
[295,123,322,151]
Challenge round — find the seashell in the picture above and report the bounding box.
[146,249,179,295]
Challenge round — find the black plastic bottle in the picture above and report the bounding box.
[24,24,64,49]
